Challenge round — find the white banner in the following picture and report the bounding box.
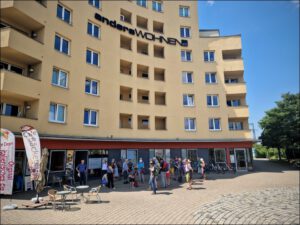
[20,125,41,181]
[0,128,15,195]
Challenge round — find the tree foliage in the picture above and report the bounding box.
[259,93,300,160]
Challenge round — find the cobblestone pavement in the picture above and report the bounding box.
[1,159,299,224]
[192,187,299,225]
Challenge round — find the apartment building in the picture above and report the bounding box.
[0,0,253,187]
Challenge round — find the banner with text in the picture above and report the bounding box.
[0,128,15,195]
[20,125,41,181]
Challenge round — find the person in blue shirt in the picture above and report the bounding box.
[76,160,87,185]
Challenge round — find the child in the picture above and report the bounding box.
[128,168,135,189]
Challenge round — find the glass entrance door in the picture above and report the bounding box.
[234,148,247,171]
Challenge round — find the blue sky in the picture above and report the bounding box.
[197,0,300,138]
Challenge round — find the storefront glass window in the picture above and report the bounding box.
[214,148,226,162]
[50,151,66,171]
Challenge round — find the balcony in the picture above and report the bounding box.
[138,115,150,129]
[222,49,242,60]
[120,9,131,24]
[1,70,41,100]
[228,118,249,131]
[154,45,164,58]
[224,83,247,95]
[120,35,132,51]
[226,94,247,107]
[155,92,166,105]
[120,86,132,102]
[223,58,244,71]
[1,0,46,32]
[1,27,43,64]
[0,114,38,132]
[227,106,249,118]
[120,59,132,76]
[153,21,164,33]
[119,113,132,129]
[154,68,165,81]
[136,16,148,30]
[137,41,148,55]
[155,117,166,130]
[137,89,149,104]
[137,64,149,79]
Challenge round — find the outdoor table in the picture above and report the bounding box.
[76,185,90,203]
[56,190,71,211]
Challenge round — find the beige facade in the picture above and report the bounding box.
[0,0,251,142]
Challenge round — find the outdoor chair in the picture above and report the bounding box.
[87,186,101,203]
[48,189,61,210]
[52,175,62,188]
[63,185,78,201]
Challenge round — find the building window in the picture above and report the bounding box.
[52,68,68,88]
[181,50,192,62]
[86,49,100,66]
[209,118,221,130]
[85,79,99,95]
[84,109,98,126]
[214,149,226,162]
[0,103,19,117]
[152,1,162,12]
[204,51,215,62]
[183,94,194,107]
[185,118,196,131]
[49,103,66,123]
[87,22,100,38]
[207,95,219,107]
[88,0,100,9]
[179,6,190,17]
[182,72,193,84]
[50,151,66,171]
[229,121,243,130]
[205,72,217,84]
[136,0,147,7]
[0,61,23,75]
[227,99,241,107]
[180,27,190,38]
[54,34,70,55]
[56,4,71,24]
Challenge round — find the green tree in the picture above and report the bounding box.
[259,93,300,160]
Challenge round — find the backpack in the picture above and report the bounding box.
[162,162,168,171]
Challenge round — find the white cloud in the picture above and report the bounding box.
[291,0,300,8]
[207,0,215,6]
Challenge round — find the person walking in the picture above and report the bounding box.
[149,160,158,194]
[185,159,193,190]
[122,159,129,184]
[112,158,119,179]
[76,159,87,185]
[107,162,115,189]
[137,158,145,183]
[200,158,206,180]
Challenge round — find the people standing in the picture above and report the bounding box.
[112,158,119,179]
[137,158,145,183]
[185,159,193,190]
[200,158,206,180]
[160,158,168,188]
[76,160,87,185]
[122,159,129,184]
[149,160,158,194]
[102,159,108,178]
[107,162,115,189]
